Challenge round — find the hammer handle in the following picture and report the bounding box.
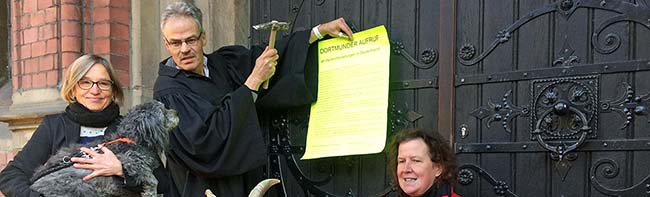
[263,30,278,89]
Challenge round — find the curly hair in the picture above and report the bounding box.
[387,128,457,194]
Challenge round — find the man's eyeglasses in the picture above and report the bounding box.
[78,79,113,90]
[164,32,203,49]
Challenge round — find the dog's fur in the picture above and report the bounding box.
[30,101,178,197]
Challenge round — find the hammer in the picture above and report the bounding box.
[253,20,290,89]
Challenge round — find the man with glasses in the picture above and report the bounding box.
[153,1,353,196]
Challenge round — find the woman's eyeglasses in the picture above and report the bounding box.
[77,79,113,90]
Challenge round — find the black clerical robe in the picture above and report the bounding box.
[153,30,317,196]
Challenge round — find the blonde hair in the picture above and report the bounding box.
[60,54,124,104]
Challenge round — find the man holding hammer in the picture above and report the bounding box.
[153,1,353,196]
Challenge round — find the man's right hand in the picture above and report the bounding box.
[245,47,279,91]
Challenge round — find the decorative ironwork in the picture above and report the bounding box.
[458,44,476,60]
[551,152,578,181]
[420,48,437,64]
[496,30,511,43]
[390,78,437,90]
[268,111,394,196]
[391,41,438,69]
[458,169,474,185]
[591,158,650,195]
[268,113,338,196]
[390,101,422,133]
[456,59,650,86]
[457,0,650,66]
[557,0,579,17]
[553,37,580,67]
[531,76,598,159]
[600,82,650,129]
[455,139,650,153]
[470,90,530,133]
[458,164,519,197]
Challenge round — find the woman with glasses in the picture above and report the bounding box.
[0,55,169,196]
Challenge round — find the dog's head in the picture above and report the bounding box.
[117,100,178,154]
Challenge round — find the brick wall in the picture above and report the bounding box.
[11,0,130,92]
[1,1,130,196]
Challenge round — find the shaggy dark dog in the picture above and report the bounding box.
[30,101,178,197]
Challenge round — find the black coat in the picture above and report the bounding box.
[153,30,317,196]
[0,113,171,196]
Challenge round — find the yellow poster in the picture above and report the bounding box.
[302,25,390,160]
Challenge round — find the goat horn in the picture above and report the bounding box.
[205,189,216,197]
[248,178,281,197]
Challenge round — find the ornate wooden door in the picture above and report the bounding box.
[250,0,442,196]
[454,0,650,196]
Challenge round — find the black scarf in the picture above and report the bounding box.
[65,102,119,128]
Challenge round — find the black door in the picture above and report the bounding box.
[250,0,442,196]
[251,0,650,196]
[454,0,650,196]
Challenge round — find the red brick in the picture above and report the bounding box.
[116,69,129,87]
[0,151,6,167]
[61,4,80,20]
[111,23,129,40]
[9,149,19,160]
[20,44,31,59]
[11,1,22,19]
[12,76,19,91]
[39,54,54,71]
[111,39,129,56]
[30,11,46,27]
[7,148,20,161]
[11,61,19,74]
[12,47,18,62]
[20,15,31,29]
[93,7,109,22]
[61,36,81,52]
[82,7,92,22]
[39,24,55,40]
[83,38,93,53]
[46,7,57,23]
[46,38,58,54]
[33,72,47,88]
[23,0,37,13]
[93,0,110,7]
[94,38,110,54]
[12,29,21,46]
[110,0,131,9]
[22,74,32,89]
[94,22,110,38]
[38,0,53,10]
[25,58,39,73]
[110,54,129,71]
[46,70,59,86]
[23,28,39,43]
[109,8,130,25]
[31,41,46,57]
[61,21,81,36]
[61,52,80,67]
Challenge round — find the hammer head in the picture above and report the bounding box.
[253,20,290,31]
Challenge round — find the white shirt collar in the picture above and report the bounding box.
[167,55,209,77]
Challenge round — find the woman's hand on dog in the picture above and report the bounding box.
[71,146,124,181]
